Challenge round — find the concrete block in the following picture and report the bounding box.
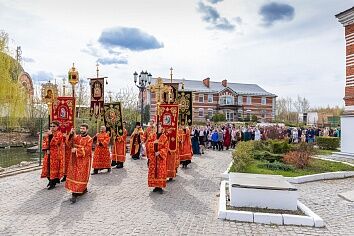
[338,190,354,202]
[344,171,354,177]
[220,172,229,180]
[218,181,227,219]
[218,210,227,219]
[254,213,283,225]
[283,214,314,227]
[227,210,253,223]
[230,187,298,210]
[297,201,324,228]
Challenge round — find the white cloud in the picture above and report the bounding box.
[1,0,353,107]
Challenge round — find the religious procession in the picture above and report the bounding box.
[40,65,194,203]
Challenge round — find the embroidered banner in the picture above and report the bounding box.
[90,77,105,119]
[103,102,123,136]
[158,104,179,151]
[52,96,75,134]
[162,82,179,104]
[177,91,193,126]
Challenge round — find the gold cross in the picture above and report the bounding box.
[149,77,170,114]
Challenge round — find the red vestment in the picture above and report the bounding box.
[92,132,111,169]
[178,128,193,162]
[65,134,93,193]
[147,133,168,188]
[41,131,64,180]
[112,129,128,163]
[62,134,71,176]
[224,128,231,147]
[143,126,155,143]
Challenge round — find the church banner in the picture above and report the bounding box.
[158,104,179,151]
[177,91,193,126]
[52,97,75,134]
[90,77,105,119]
[103,102,123,136]
[162,82,179,104]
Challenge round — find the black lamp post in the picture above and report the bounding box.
[134,70,152,125]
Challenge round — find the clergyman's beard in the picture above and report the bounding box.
[80,131,87,136]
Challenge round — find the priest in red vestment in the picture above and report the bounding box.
[178,126,193,168]
[61,133,71,183]
[147,125,168,194]
[223,127,231,150]
[41,121,64,190]
[65,123,93,203]
[112,121,128,168]
[92,126,111,174]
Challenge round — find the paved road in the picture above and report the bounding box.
[0,150,353,235]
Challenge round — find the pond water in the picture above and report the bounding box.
[0,148,39,168]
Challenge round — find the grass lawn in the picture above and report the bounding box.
[230,158,354,177]
[316,149,336,156]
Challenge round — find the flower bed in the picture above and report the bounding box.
[230,140,354,177]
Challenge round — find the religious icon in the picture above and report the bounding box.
[45,89,53,100]
[93,81,102,98]
[163,114,172,125]
[60,107,67,119]
[109,109,116,123]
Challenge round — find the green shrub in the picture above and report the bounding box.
[316,137,340,150]
[257,161,295,171]
[292,142,315,156]
[253,140,271,152]
[254,150,283,162]
[268,139,291,154]
[232,141,255,172]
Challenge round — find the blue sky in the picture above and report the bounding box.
[1,0,353,107]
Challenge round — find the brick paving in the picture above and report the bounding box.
[0,150,353,235]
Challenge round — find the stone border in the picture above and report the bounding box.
[285,171,354,184]
[218,181,325,227]
[0,164,42,178]
[221,161,233,179]
[314,155,354,167]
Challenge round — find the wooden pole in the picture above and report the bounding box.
[72,85,75,129]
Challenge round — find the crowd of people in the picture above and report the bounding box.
[40,119,194,203]
[40,119,341,203]
[187,124,341,154]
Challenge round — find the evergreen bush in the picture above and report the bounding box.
[316,137,340,150]
[232,141,255,172]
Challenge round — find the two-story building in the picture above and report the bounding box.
[146,77,277,122]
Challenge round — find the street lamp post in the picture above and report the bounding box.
[134,71,152,125]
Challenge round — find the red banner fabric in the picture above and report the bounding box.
[52,96,75,134]
[158,104,179,151]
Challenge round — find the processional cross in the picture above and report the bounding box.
[149,77,171,115]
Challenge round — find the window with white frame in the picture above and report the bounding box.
[207,108,213,118]
[225,110,234,121]
[220,96,233,105]
[261,97,266,105]
[198,108,204,117]
[247,96,252,105]
[199,94,204,103]
[208,94,213,103]
[238,96,243,105]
